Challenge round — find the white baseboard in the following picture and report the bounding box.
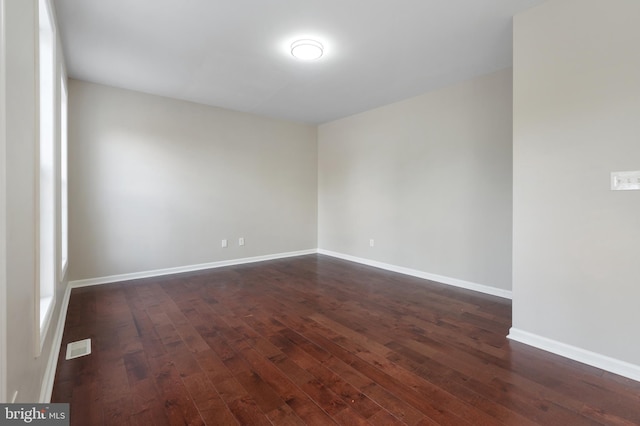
[508,328,640,382]
[317,249,512,300]
[69,249,318,288]
[40,283,72,402]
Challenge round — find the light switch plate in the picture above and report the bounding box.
[611,171,640,191]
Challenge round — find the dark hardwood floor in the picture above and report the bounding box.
[51,255,640,425]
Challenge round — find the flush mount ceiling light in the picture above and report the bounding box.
[291,39,324,60]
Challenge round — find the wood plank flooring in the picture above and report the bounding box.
[51,255,640,425]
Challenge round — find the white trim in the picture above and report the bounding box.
[39,282,71,402]
[69,249,318,288]
[0,0,7,404]
[318,249,512,299]
[508,328,640,383]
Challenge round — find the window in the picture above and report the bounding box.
[38,0,56,347]
[60,75,68,276]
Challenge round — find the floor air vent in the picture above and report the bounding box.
[65,338,92,360]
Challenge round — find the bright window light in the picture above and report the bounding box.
[60,75,68,276]
[38,0,56,346]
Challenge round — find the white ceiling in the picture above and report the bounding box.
[53,0,544,124]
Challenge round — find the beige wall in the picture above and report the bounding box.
[68,81,318,281]
[0,0,7,403]
[513,0,640,366]
[3,0,69,402]
[318,69,513,292]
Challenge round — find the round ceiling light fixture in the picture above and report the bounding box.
[291,39,324,60]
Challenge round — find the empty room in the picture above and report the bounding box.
[2,0,640,425]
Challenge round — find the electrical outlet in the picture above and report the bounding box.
[221,239,228,248]
[369,239,375,247]
[239,237,245,246]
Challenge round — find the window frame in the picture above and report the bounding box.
[37,0,57,352]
